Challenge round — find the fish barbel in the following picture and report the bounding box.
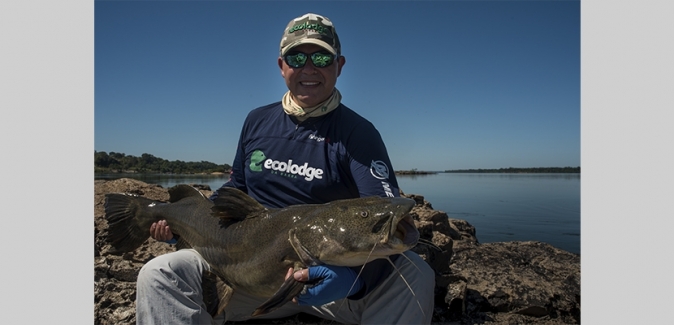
[104,185,419,317]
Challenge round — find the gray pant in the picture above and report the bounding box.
[136,249,435,325]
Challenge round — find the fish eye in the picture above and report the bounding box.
[360,211,368,218]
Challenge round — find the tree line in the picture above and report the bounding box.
[94,151,231,174]
[444,167,580,173]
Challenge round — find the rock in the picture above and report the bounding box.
[446,241,580,324]
[94,178,580,324]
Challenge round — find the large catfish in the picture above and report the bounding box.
[104,185,419,317]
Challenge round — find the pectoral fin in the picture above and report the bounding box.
[287,229,322,266]
[251,275,305,317]
[251,230,325,317]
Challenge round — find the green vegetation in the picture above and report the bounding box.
[444,167,580,173]
[94,151,231,174]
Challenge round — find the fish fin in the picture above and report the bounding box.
[201,270,235,318]
[175,236,192,250]
[217,284,234,318]
[251,275,305,317]
[288,229,322,266]
[168,184,207,203]
[211,187,268,222]
[104,193,154,254]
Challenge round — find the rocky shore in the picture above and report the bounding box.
[94,178,580,324]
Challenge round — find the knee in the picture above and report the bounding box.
[416,261,436,292]
[401,252,436,291]
[419,262,436,290]
[137,250,205,286]
[137,253,172,285]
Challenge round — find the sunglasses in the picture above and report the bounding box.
[283,51,338,68]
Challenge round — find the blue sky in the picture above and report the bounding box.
[94,0,580,171]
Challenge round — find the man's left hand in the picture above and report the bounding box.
[288,265,364,306]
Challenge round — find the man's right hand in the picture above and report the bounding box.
[149,220,174,241]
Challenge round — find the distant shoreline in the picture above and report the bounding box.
[395,170,438,175]
[94,170,229,175]
[396,167,580,175]
[444,167,580,173]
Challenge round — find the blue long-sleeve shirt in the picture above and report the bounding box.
[211,101,401,299]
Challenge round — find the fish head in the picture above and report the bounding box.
[289,196,419,267]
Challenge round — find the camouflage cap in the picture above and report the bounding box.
[279,13,341,56]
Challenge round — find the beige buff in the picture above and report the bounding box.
[282,88,342,122]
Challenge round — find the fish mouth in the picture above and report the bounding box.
[391,214,420,247]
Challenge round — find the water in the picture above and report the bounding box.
[95,172,580,255]
[95,173,230,188]
[397,173,580,255]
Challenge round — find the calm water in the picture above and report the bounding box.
[398,173,580,255]
[95,173,580,255]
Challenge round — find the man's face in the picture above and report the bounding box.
[278,43,345,108]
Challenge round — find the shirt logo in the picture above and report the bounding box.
[309,134,325,142]
[370,160,390,180]
[249,149,324,181]
[249,150,267,172]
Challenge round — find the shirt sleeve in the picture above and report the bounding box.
[345,120,400,198]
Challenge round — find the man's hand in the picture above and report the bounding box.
[287,265,364,306]
[149,220,174,241]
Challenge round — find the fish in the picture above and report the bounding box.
[104,184,419,317]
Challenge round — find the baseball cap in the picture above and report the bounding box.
[279,13,341,56]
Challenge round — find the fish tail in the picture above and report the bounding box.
[104,193,155,255]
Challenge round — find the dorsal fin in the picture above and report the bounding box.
[168,184,207,203]
[211,187,267,222]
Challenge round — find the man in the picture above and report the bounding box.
[138,13,435,324]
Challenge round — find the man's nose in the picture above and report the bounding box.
[300,60,318,73]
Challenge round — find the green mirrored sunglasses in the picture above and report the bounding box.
[283,51,337,68]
